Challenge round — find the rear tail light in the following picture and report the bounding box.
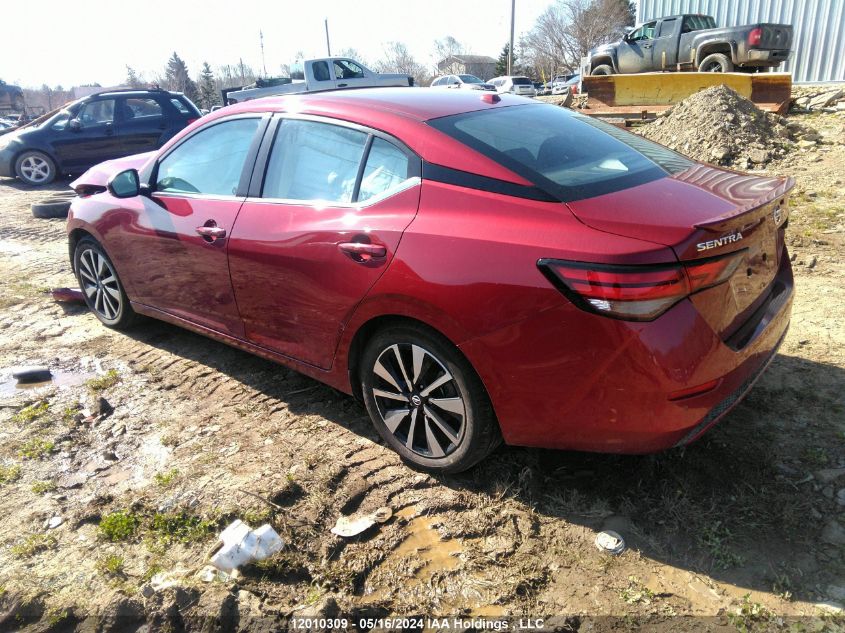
[538,251,744,321]
[748,27,763,47]
[186,117,199,125]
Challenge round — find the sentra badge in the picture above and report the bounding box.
[696,232,744,252]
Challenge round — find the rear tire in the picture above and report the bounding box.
[699,53,734,73]
[591,64,615,76]
[360,324,501,474]
[14,151,57,186]
[73,237,136,329]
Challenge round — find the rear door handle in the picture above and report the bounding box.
[337,82,348,87]
[196,225,227,240]
[338,242,387,261]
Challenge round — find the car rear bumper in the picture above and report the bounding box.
[459,250,794,454]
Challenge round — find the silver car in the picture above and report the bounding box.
[487,76,537,97]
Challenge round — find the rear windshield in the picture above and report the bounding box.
[512,77,532,85]
[459,75,483,83]
[428,104,693,202]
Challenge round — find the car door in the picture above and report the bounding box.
[227,116,421,369]
[52,98,121,170]
[116,96,169,155]
[106,115,267,337]
[617,21,657,73]
[652,17,679,69]
[308,60,337,90]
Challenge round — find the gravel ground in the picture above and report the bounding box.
[0,105,842,632]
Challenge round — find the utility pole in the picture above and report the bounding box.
[325,19,332,56]
[260,30,267,77]
[508,0,515,75]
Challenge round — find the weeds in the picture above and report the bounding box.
[700,523,746,570]
[0,464,22,484]
[95,554,125,576]
[727,594,773,632]
[621,576,656,605]
[149,512,216,545]
[87,369,120,392]
[99,511,141,542]
[18,438,55,460]
[11,533,57,558]
[153,468,179,487]
[31,480,57,494]
[12,401,49,425]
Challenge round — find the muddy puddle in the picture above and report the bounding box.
[0,370,94,396]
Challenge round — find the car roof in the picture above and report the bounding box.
[83,89,181,100]
[219,87,529,122]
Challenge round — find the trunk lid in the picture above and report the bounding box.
[566,164,793,337]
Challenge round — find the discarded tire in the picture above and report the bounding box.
[31,199,71,219]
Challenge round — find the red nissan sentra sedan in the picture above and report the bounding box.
[67,88,794,473]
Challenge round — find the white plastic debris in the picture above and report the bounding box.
[209,520,284,572]
[46,516,64,529]
[331,507,393,537]
[595,530,626,555]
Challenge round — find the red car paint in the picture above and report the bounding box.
[68,88,794,454]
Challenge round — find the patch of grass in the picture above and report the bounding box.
[99,511,141,542]
[241,507,273,526]
[12,401,50,425]
[87,369,120,392]
[11,533,57,558]
[0,464,22,484]
[801,446,829,466]
[142,561,164,583]
[153,468,179,487]
[61,406,80,425]
[31,480,57,494]
[621,576,655,605]
[160,433,179,448]
[727,594,773,632]
[46,608,70,627]
[149,512,216,545]
[17,438,55,460]
[95,554,125,576]
[699,523,746,570]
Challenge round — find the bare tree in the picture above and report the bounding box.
[522,0,634,78]
[375,41,430,86]
[432,35,466,74]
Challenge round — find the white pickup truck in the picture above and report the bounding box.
[225,58,414,103]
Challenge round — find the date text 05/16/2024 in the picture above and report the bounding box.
[289,617,547,630]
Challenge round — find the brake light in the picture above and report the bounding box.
[538,252,743,321]
[748,27,763,47]
[186,117,199,125]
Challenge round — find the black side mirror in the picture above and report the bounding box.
[108,169,140,198]
[68,118,82,131]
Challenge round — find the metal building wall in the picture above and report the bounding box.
[636,0,845,83]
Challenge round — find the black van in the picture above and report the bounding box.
[0,88,201,185]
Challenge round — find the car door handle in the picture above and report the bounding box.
[337,82,348,87]
[643,43,653,49]
[105,122,114,136]
[338,242,387,261]
[196,225,227,240]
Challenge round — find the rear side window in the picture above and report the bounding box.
[683,15,716,32]
[428,104,692,202]
[156,118,259,196]
[358,138,411,202]
[124,98,163,120]
[170,98,190,114]
[262,120,368,202]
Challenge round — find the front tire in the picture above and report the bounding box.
[361,324,501,474]
[699,53,734,73]
[15,151,57,186]
[73,237,136,329]
[591,64,615,76]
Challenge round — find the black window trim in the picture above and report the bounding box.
[143,112,272,200]
[247,112,422,205]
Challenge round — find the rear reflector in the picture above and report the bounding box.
[668,378,721,401]
[538,251,743,321]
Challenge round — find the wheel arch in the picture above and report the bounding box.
[696,42,735,66]
[13,145,63,176]
[591,55,616,73]
[68,227,96,272]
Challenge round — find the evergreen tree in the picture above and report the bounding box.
[125,66,143,88]
[495,43,515,76]
[165,52,199,103]
[198,62,219,110]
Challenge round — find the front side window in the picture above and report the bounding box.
[78,99,115,126]
[155,118,259,195]
[429,103,692,202]
[630,21,657,41]
[50,112,71,131]
[358,138,411,202]
[334,60,364,79]
[263,120,368,203]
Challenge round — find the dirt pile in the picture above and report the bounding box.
[638,85,816,168]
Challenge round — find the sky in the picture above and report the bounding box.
[1,0,555,88]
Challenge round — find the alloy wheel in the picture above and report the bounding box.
[78,248,122,320]
[19,155,52,184]
[371,343,467,458]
